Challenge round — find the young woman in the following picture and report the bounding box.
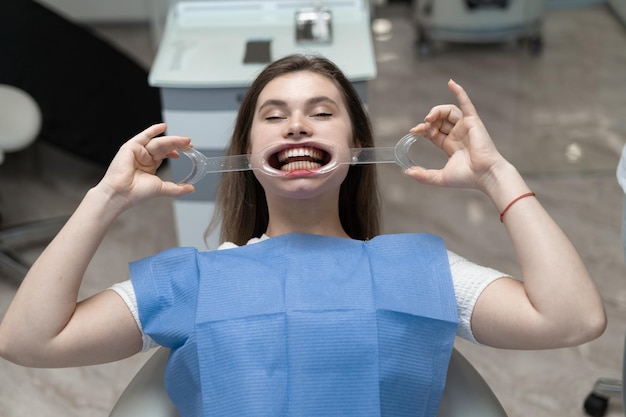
[0,54,606,416]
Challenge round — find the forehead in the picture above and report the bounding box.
[257,71,344,103]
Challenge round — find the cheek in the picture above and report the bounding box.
[330,164,351,188]
[248,133,262,155]
[248,120,265,153]
[252,170,271,192]
[342,125,356,148]
[248,126,274,155]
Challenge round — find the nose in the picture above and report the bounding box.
[284,113,312,139]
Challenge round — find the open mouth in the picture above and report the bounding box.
[268,145,332,172]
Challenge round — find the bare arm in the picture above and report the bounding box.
[406,80,606,349]
[0,124,194,367]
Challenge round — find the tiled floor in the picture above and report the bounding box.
[1,2,625,417]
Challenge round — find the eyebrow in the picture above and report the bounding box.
[258,96,339,111]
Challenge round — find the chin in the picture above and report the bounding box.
[256,165,349,201]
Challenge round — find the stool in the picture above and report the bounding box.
[0,84,65,282]
[0,84,42,164]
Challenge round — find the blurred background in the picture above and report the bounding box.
[0,0,625,416]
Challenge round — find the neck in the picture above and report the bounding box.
[265,194,349,239]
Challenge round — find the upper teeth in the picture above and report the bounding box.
[276,146,325,172]
[277,147,324,163]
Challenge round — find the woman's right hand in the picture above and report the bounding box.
[97,123,195,210]
[0,123,197,367]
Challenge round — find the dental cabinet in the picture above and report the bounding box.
[149,0,377,250]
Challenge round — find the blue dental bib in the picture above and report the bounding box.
[131,233,458,417]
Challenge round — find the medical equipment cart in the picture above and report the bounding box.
[413,0,544,56]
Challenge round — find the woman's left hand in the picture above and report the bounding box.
[406,81,607,350]
[405,80,507,192]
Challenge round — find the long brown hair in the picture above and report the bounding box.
[208,54,380,246]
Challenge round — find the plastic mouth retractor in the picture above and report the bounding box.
[178,133,420,185]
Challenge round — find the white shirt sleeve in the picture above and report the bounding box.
[448,250,507,344]
[109,281,159,352]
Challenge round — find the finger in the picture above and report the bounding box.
[404,166,446,187]
[447,79,478,117]
[160,181,196,197]
[423,104,461,125]
[132,123,168,147]
[426,119,456,136]
[410,119,453,139]
[409,123,427,135]
[144,135,191,161]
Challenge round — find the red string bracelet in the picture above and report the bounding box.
[499,192,536,223]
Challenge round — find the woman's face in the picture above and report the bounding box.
[249,71,355,200]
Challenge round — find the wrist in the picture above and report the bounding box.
[480,160,532,213]
[85,185,129,221]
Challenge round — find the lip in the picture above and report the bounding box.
[253,141,338,177]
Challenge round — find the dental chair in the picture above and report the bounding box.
[109,347,508,417]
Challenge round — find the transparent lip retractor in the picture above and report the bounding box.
[178,133,421,185]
